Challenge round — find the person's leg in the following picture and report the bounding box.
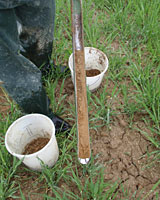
[15,0,68,76]
[0,8,70,133]
[15,0,55,68]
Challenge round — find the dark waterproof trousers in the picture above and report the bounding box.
[0,0,55,116]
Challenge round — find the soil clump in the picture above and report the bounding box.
[23,137,50,155]
[86,69,101,77]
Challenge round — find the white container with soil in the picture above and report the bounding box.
[5,114,59,171]
[69,47,109,92]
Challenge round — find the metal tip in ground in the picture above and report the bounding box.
[78,158,90,165]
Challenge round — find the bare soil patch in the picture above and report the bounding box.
[91,115,160,198]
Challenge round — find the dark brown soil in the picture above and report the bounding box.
[23,137,50,155]
[86,69,101,77]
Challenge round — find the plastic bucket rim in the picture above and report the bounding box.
[68,47,109,78]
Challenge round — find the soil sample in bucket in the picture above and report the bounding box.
[86,69,101,77]
[23,137,50,155]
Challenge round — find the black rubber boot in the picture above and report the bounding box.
[48,112,71,134]
[52,115,71,134]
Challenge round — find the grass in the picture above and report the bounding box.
[0,0,160,199]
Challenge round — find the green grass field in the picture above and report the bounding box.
[0,0,160,199]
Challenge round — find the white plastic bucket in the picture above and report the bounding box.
[68,47,109,91]
[5,114,59,171]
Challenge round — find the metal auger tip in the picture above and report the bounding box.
[78,157,90,165]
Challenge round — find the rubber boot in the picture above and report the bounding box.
[48,111,71,134]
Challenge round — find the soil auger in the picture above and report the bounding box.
[71,0,91,164]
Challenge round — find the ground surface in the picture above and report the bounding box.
[1,0,160,198]
[62,77,160,199]
[1,74,160,199]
